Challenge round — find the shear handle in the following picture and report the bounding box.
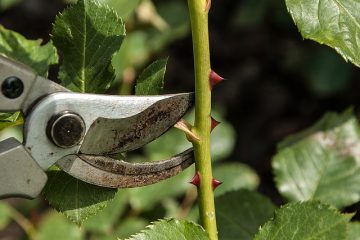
[0,138,47,199]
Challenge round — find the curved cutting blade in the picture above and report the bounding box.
[57,149,194,188]
[79,93,194,155]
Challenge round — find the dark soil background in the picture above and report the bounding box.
[1,0,360,237]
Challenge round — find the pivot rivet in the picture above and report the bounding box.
[2,77,24,99]
[47,111,85,148]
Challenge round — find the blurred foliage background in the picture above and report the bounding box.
[0,0,360,239]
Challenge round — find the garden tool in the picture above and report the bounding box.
[0,55,194,199]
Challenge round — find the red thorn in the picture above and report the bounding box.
[211,116,220,132]
[209,70,225,89]
[189,172,201,187]
[212,178,222,190]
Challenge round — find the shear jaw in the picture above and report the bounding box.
[23,91,194,188]
[57,149,194,188]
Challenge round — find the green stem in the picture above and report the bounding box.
[187,0,218,239]
[7,203,37,240]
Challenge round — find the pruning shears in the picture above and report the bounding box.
[0,55,194,199]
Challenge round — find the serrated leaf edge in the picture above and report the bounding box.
[254,200,353,239]
[124,218,208,240]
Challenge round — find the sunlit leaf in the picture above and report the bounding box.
[0,112,23,131]
[67,0,141,20]
[254,201,351,240]
[52,0,125,92]
[135,58,168,95]
[216,190,276,240]
[273,109,360,208]
[286,0,360,67]
[0,25,58,77]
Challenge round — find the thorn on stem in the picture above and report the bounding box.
[189,172,201,187]
[205,0,211,12]
[211,116,220,132]
[212,178,222,190]
[209,70,225,89]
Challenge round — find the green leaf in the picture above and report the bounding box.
[285,0,360,67]
[0,25,58,77]
[126,219,209,240]
[216,190,276,240]
[52,0,125,93]
[38,212,84,240]
[83,191,128,233]
[68,0,140,20]
[254,201,351,240]
[135,58,168,95]
[0,112,23,131]
[0,201,11,231]
[213,163,259,197]
[349,222,360,240]
[43,170,117,225]
[273,109,360,208]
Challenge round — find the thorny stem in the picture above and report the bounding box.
[187,0,218,239]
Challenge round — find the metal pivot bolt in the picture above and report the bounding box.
[47,111,86,148]
[1,76,24,99]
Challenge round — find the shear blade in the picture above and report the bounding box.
[79,93,194,155]
[56,149,194,188]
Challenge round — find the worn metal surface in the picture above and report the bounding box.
[80,93,194,154]
[25,92,193,169]
[0,138,47,199]
[57,148,194,188]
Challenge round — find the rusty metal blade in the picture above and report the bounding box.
[56,149,194,188]
[79,93,193,155]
